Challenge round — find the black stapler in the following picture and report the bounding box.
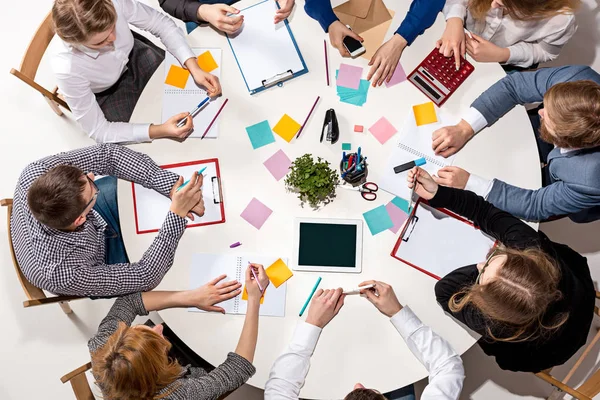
[320,108,339,144]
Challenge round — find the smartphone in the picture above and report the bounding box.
[343,26,366,58]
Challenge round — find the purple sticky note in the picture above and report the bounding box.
[386,202,409,234]
[264,149,292,181]
[369,117,398,145]
[337,63,363,90]
[385,62,407,88]
[240,198,273,229]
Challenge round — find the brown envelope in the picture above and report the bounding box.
[333,0,392,34]
[359,9,395,60]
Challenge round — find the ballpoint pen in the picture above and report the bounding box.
[176,166,207,192]
[248,262,264,292]
[176,96,210,128]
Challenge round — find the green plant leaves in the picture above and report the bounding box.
[284,154,339,208]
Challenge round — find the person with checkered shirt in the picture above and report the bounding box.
[11,143,204,297]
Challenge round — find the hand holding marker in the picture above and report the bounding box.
[176,166,207,192]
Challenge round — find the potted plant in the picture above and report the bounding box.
[285,154,339,209]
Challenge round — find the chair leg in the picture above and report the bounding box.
[59,301,73,314]
[44,95,64,116]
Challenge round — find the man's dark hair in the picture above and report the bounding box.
[27,165,88,229]
[344,388,386,400]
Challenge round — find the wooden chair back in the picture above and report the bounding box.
[60,362,95,400]
[1,198,81,312]
[534,291,600,400]
[9,11,70,115]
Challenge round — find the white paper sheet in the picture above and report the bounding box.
[162,49,224,138]
[393,203,495,279]
[380,109,459,200]
[189,254,287,317]
[132,161,224,233]
[227,0,305,93]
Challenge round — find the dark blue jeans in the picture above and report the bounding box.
[185,0,240,33]
[93,176,129,264]
[385,384,416,400]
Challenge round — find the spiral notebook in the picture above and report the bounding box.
[188,254,287,317]
[380,108,459,201]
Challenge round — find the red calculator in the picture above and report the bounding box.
[408,48,474,107]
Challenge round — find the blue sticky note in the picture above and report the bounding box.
[342,143,351,151]
[391,197,411,213]
[363,205,394,235]
[336,70,370,107]
[246,120,275,149]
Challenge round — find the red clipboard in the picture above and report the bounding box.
[390,199,496,280]
[131,159,225,234]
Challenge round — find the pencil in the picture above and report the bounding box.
[201,98,229,139]
[296,96,320,139]
[299,277,322,317]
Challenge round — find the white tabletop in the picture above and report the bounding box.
[119,1,541,397]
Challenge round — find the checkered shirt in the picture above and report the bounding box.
[11,144,186,297]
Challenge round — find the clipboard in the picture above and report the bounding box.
[390,199,496,280]
[131,159,225,234]
[226,0,308,95]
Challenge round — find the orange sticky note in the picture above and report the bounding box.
[197,51,219,73]
[265,258,293,288]
[241,285,265,304]
[413,102,438,126]
[273,114,301,143]
[165,64,190,89]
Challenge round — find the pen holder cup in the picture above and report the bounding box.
[340,156,368,186]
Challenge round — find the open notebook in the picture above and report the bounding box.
[380,108,459,201]
[189,254,287,317]
[391,201,496,280]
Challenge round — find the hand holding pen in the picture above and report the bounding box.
[177,96,211,128]
[407,167,438,201]
[246,263,269,300]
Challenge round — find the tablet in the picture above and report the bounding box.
[293,217,363,273]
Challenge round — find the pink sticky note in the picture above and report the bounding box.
[241,198,273,229]
[337,63,363,90]
[264,149,292,181]
[386,202,409,234]
[385,62,407,88]
[369,117,398,144]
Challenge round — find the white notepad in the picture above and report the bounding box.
[392,202,496,279]
[132,159,224,234]
[189,254,287,317]
[380,109,459,201]
[227,0,307,94]
[162,49,224,138]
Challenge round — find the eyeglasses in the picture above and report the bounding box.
[81,175,99,214]
[476,248,498,285]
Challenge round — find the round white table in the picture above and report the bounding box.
[119,1,541,397]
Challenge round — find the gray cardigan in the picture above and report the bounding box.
[472,65,600,223]
[88,293,256,399]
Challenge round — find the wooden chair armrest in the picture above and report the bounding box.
[0,199,13,206]
[24,295,83,307]
[61,362,92,383]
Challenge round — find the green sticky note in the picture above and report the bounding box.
[391,197,411,213]
[246,120,275,149]
[342,143,352,151]
[363,205,394,235]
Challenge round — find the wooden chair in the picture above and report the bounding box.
[534,291,600,400]
[1,199,82,313]
[10,11,70,116]
[61,363,95,400]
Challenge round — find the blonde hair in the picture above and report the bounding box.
[449,246,568,343]
[91,322,183,399]
[52,0,117,44]
[468,0,579,21]
[541,80,600,149]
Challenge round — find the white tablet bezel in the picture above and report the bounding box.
[292,217,363,273]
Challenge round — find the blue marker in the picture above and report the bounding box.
[176,96,210,127]
[176,166,207,192]
[299,277,322,317]
[356,147,362,172]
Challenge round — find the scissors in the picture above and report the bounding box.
[338,182,379,201]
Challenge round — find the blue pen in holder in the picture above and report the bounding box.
[340,150,368,186]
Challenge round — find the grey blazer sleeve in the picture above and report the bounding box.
[487,179,600,222]
[471,66,600,127]
[159,0,202,23]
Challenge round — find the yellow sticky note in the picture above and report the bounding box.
[197,51,219,73]
[265,258,293,288]
[165,64,190,89]
[242,285,265,304]
[413,102,438,126]
[272,114,301,143]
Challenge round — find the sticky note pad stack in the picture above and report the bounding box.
[336,70,369,107]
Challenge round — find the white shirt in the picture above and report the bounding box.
[264,307,465,399]
[443,0,577,67]
[52,0,195,143]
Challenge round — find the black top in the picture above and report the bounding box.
[431,186,595,373]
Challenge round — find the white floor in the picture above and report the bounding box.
[1,1,600,399]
